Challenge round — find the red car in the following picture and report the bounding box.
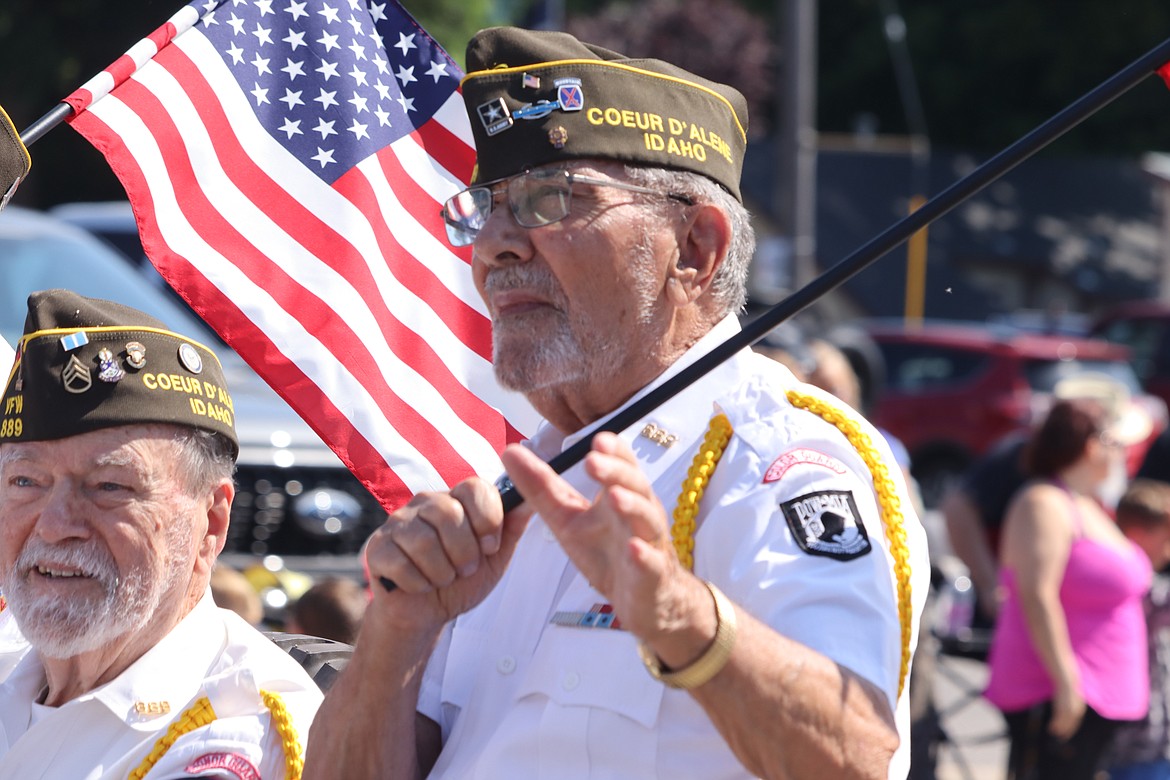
[863,319,1166,506]
[1091,300,1170,412]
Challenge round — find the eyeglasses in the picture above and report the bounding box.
[439,167,694,247]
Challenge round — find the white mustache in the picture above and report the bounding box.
[16,539,118,589]
[482,265,566,304]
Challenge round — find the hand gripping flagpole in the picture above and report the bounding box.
[490,35,1170,515]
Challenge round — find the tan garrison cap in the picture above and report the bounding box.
[0,104,30,211]
[462,27,749,201]
[0,290,239,456]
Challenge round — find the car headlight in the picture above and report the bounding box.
[292,488,364,537]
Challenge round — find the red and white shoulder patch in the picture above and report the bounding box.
[185,752,261,780]
[763,448,847,483]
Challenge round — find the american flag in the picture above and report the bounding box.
[63,0,541,510]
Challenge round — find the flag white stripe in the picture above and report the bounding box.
[89,69,513,486]
[88,95,457,491]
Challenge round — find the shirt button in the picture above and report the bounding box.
[497,656,516,675]
[562,671,580,691]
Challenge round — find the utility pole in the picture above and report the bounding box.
[775,0,819,290]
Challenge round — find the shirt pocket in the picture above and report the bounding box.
[514,624,665,774]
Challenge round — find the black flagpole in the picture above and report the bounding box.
[494,34,1170,513]
[16,34,1170,517]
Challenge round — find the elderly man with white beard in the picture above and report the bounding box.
[0,289,322,779]
[305,27,931,780]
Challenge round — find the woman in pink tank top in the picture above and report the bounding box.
[985,398,1153,780]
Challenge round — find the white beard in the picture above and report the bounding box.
[2,523,189,659]
[485,235,661,394]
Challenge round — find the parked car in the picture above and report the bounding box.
[862,318,1166,506]
[1090,300,1170,413]
[0,206,383,577]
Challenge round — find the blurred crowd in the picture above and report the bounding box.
[210,562,368,646]
[761,318,1170,780]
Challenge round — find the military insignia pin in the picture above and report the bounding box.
[62,354,92,394]
[477,97,514,137]
[59,331,89,351]
[124,341,147,370]
[521,72,541,90]
[178,343,203,374]
[556,82,584,112]
[97,347,125,384]
[548,126,569,149]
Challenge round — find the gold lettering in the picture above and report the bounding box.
[143,373,158,390]
[644,132,665,151]
[190,398,207,415]
[586,107,603,125]
[603,107,621,126]
[668,117,685,135]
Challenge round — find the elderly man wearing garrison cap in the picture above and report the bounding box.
[0,290,322,778]
[306,27,929,780]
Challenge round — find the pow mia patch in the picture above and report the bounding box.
[780,489,872,561]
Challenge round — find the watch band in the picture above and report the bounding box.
[638,580,738,690]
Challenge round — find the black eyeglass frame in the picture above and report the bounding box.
[439,167,695,247]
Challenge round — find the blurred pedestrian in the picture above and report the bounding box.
[286,576,368,645]
[943,372,1155,626]
[1107,479,1170,780]
[985,398,1152,780]
[210,564,264,626]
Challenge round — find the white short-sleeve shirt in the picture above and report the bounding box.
[419,315,931,780]
[0,590,324,779]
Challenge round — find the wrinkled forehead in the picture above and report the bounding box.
[0,424,182,469]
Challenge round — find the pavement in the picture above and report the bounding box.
[931,652,1008,780]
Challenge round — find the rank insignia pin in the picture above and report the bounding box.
[124,341,147,370]
[62,354,92,394]
[548,126,569,149]
[97,348,125,383]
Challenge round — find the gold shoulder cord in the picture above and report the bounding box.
[671,413,734,571]
[127,690,304,780]
[785,389,914,697]
[669,396,913,698]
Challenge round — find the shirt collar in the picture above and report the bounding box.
[528,314,751,459]
[80,590,228,730]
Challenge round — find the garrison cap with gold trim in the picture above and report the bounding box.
[0,289,238,456]
[462,27,749,201]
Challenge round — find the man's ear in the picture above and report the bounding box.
[666,203,731,307]
[202,479,234,561]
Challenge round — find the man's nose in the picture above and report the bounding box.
[35,484,91,543]
[471,195,535,269]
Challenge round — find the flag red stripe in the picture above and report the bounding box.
[374,134,474,268]
[138,55,504,441]
[103,75,485,487]
[162,45,492,361]
[415,110,476,188]
[68,111,415,505]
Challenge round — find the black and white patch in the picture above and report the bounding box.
[780,489,872,561]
